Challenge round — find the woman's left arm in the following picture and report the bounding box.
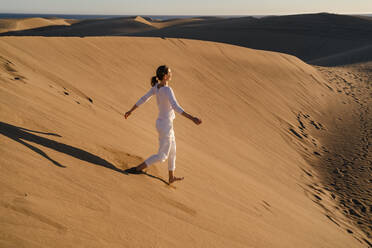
[166,87,185,114]
[167,87,202,125]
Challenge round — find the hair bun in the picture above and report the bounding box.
[151,76,158,86]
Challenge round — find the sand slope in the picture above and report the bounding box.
[0,37,369,247]
[313,64,372,242]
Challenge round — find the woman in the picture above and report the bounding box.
[124,65,202,184]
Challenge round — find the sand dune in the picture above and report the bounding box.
[149,17,225,29]
[0,17,72,33]
[0,16,220,36]
[0,16,156,36]
[125,13,372,64]
[0,37,370,247]
[310,45,372,66]
[2,13,371,66]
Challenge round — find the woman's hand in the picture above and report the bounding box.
[124,105,138,119]
[192,116,202,125]
[181,111,202,125]
[124,111,132,119]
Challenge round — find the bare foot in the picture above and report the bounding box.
[169,176,184,184]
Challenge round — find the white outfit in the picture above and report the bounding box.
[135,85,184,171]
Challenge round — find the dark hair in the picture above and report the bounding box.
[151,65,169,86]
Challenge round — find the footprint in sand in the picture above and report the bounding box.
[102,147,143,170]
[1,56,27,82]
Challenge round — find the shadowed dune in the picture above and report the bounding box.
[0,36,371,247]
[2,13,372,66]
[310,45,372,66]
[312,65,372,244]
[125,13,372,64]
[0,16,220,36]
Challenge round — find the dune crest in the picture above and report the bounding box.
[0,17,72,33]
[134,16,154,27]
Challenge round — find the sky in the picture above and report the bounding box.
[0,0,371,15]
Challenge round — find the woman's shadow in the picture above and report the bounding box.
[0,121,169,184]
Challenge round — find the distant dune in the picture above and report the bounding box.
[0,16,227,37]
[0,16,151,36]
[0,16,216,36]
[0,36,370,247]
[0,17,73,33]
[1,13,372,66]
[124,13,372,65]
[310,44,372,66]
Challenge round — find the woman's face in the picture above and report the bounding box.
[165,69,172,81]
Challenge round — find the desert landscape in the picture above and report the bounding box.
[2,13,372,64]
[0,13,371,248]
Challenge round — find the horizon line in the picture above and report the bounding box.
[0,11,371,17]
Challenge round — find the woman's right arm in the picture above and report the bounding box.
[124,87,155,119]
[124,104,138,119]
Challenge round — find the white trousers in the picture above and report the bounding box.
[144,119,176,171]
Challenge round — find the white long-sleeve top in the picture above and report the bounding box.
[135,85,184,121]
